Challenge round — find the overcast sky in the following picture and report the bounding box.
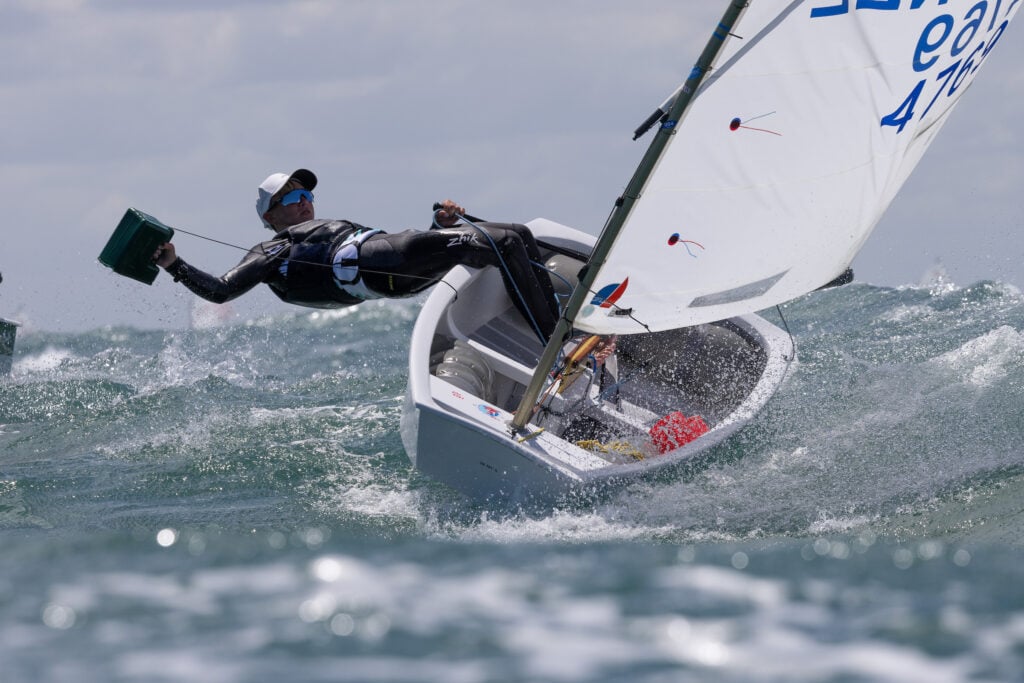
[1,1,1021,332]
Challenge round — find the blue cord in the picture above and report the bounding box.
[434,211,548,346]
[530,260,572,317]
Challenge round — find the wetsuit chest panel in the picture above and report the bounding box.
[270,220,366,308]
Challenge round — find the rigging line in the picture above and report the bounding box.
[177,215,639,335]
[167,226,461,295]
[578,280,652,333]
[172,226,259,254]
[530,259,573,318]
[430,209,551,344]
[775,304,796,358]
[452,214,549,346]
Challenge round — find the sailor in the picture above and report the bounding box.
[153,169,560,341]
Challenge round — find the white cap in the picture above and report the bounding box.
[255,168,317,228]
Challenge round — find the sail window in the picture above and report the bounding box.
[689,271,788,308]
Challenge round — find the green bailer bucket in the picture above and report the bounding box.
[99,208,175,285]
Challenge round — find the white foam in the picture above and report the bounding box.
[454,509,676,544]
[13,346,77,374]
[933,325,1024,387]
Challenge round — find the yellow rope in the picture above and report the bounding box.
[515,428,546,443]
[575,439,645,460]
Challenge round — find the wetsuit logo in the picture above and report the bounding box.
[447,233,475,248]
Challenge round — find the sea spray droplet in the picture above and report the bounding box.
[42,604,76,630]
[156,528,177,547]
[330,613,355,636]
[893,548,915,570]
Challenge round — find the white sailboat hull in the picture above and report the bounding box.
[401,219,793,505]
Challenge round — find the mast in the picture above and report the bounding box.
[511,0,750,431]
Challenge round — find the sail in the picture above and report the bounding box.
[575,0,1019,335]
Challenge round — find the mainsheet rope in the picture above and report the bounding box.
[168,212,648,338]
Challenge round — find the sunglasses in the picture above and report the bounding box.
[272,188,314,209]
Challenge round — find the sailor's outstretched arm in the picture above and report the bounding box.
[153,243,268,304]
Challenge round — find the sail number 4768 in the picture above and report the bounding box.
[880,1,1015,133]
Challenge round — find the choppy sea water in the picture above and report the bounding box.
[2,280,1024,682]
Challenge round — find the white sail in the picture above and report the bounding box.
[575,0,1019,334]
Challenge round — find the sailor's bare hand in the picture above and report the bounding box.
[435,199,465,227]
[153,243,177,268]
[593,335,618,363]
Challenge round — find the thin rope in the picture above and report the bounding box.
[452,215,548,345]
[168,226,458,293]
[173,220,650,333]
[775,303,796,357]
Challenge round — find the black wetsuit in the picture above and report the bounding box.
[165,219,559,340]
